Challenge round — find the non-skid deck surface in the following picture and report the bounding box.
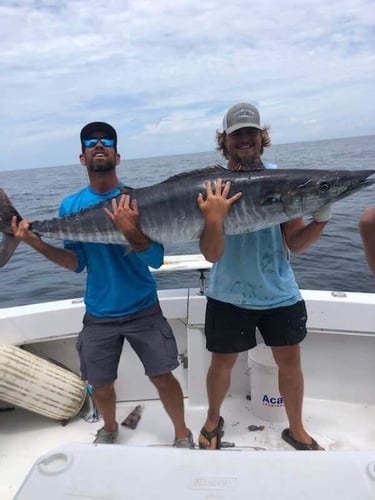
[2,395,375,499]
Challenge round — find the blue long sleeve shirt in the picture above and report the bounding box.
[59,184,164,317]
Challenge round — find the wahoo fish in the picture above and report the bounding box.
[0,165,374,267]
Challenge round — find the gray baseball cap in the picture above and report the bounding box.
[222,103,263,133]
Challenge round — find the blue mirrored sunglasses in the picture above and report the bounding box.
[83,138,115,148]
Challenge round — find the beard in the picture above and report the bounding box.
[87,157,116,173]
[235,157,264,171]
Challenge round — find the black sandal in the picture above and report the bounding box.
[282,428,324,450]
[199,416,224,449]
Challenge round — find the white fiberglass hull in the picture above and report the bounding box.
[1,255,375,499]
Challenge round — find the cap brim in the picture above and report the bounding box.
[225,123,263,134]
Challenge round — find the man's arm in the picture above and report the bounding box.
[197,179,242,262]
[11,216,79,270]
[104,194,164,268]
[104,194,153,252]
[282,206,331,254]
[359,207,375,275]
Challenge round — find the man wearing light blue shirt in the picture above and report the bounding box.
[197,103,330,451]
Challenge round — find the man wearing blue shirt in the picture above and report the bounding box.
[197,103,330,451]
[11,121,193,447]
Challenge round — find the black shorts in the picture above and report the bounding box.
[204,297,307,353]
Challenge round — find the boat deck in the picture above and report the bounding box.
[2,394,375,499]
[1,283,375,498]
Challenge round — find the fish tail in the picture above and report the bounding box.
[0,189,22,267]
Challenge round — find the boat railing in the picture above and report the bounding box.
[0,254,374,346]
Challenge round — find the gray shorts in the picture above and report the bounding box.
[76,302,179,386]
[205,297,307,353]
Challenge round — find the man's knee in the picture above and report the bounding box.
[211,352,238,372]
[272,345,301,372]
[93,382,115,398]
[149,372,174,390]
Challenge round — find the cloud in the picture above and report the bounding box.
[0,0,374,170]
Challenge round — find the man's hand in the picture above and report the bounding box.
[105,194,140,234]
[11,216,41,243]
[104,194,150,251]
[197,178,242,263]
[197,178,242,223]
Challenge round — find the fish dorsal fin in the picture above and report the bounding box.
[160,164,226,184]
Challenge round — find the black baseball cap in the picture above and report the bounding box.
[80,122,117,148]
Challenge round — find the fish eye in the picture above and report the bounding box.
[263,194,281,205]
[319,182,330,192]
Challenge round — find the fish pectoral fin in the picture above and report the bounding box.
[0,233,21,267]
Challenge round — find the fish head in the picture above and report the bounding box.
[271,169,375,218]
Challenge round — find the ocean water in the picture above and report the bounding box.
[1,134,375,309]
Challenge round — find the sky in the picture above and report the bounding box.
[0,0,374,171]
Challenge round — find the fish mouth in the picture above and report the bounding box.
[350,169,375,189]
[337,170,375,200]
[360,178,375,188]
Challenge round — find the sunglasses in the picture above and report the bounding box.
[83,138,115,148]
